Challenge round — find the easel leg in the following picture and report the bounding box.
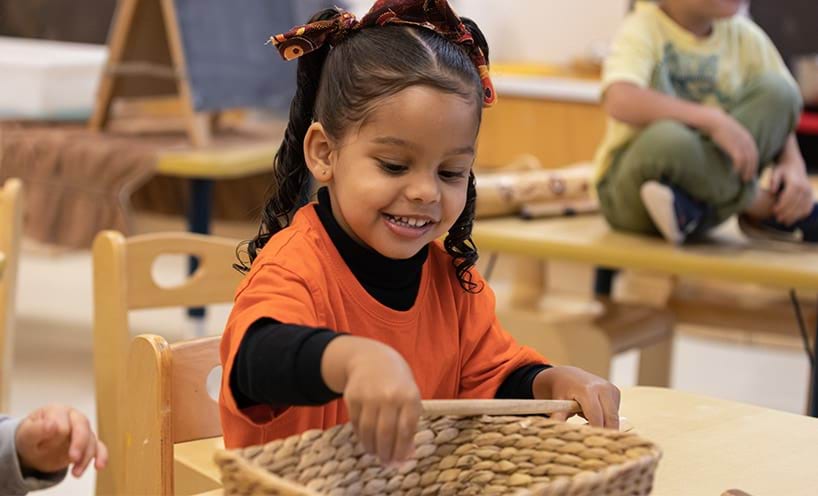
[637,336,673,387]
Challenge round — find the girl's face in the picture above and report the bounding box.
[307,86,479,260]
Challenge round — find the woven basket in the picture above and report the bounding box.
[215,415,661,496]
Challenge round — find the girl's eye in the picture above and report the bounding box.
[378,161,407,174]
[439,170,467,181]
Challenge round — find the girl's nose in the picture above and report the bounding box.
[407,172,441,204]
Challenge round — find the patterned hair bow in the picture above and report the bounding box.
[268,0,496,107]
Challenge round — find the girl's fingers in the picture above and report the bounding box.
[549,411,570,423]
[374,406,399,464]
[600,389,621,430]
[356,405,378,457]
[576,395,604,428]
[394,402,421,462]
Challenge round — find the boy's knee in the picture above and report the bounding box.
[750,73,803,120]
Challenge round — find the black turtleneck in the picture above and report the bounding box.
[231,188,548,409]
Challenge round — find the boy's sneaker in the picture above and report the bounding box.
[738,204,818,244]
[640,180,705,244]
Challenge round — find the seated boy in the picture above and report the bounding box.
[1,404,107,495]
[595,0,817,244]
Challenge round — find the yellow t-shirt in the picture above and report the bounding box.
[593,1,796,183]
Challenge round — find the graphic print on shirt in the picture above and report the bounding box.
[655,43,730,106]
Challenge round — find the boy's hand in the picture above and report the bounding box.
[705,109,759,182]
[343,341,422,465]
[15,405,108,478]
[532,366,620,430]
[770,159,814,225]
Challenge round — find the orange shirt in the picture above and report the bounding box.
[219,204,547,448]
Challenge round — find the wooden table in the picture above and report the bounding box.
[472,214,818,416]
[622,386,818,496]
[0,252,5,279]
[180,387,818,495]
[155,132,279,236]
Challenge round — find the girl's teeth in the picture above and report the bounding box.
[389,215,429,228]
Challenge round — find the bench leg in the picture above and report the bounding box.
[637,335,673,387]
[497,306,614,380]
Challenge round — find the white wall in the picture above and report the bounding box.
[346,0,631,65]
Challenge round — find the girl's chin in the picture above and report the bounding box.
[373,243,428,260]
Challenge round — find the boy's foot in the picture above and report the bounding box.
[640,181,705,244]
[738,204,818,244]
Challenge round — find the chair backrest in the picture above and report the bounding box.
[0,178,23,412]
[124,334,222,495]
[92,230,242,495]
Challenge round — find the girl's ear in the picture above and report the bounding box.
[304,122,334,183]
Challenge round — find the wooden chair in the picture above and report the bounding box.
[0,178,23,412]
[124,334,223,495]
[495,257,675,386]
[92,230,242,495]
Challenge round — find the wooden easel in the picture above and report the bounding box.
[90,0,214,146]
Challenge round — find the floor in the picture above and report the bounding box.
[7,215,813,495]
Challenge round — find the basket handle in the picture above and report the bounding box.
[421,399,581,416]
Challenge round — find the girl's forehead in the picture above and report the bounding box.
[351,86,480,148]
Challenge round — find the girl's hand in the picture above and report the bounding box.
[532,366,620,430]
[15,405,108,478]
[704,108,759,183]
[770,160,814,225]
[340,339,422,465]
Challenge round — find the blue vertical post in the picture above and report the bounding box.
[187,178,214,319]
[594,268,616,296]
[810,305,818,417]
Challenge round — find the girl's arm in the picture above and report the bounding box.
[231,319,342,409]
[495,363,551,399]
[231,319,422,464]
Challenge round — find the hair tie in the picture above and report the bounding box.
[269,0,496,107]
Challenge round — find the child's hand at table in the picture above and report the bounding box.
[532,366,621,429]
[323,336,422,465]
[15,404,108,478]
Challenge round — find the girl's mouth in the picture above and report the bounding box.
[383,213,436,238]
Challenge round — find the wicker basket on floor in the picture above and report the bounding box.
[215,414,661,496]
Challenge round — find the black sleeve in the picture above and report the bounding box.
[495,363,552,399]
[230,318,344,409]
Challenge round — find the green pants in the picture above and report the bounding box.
[597,73,802,235]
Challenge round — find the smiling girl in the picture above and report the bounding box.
[219,0,620,464]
